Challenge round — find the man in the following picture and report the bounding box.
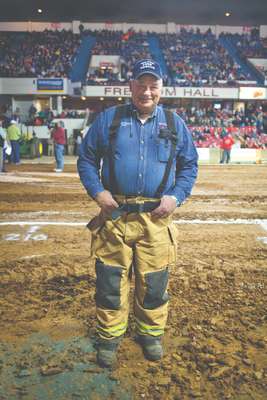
[78,59,198,368]
[75,132,83,156]
[51,121,66,172]
[0,120,7,172]
[28,103,37,123]
[220,132,235,164]
[7,120,22,165]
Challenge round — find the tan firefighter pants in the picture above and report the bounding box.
[89,196,177,340]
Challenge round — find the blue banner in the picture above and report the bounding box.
[37,79,64,91]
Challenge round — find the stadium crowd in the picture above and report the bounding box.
[18,102,266,149]
[85,28,257,86]
[221,30,267,79]
[0,27,266,151]
[1,28,265,85]
[225,30,267,59]
[159,28,253,86]
[86,29,151,85]
[0,30,80,78]
[175,104,267,148]
[1,102,266,150]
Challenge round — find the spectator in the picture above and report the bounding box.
[7,120,22,165]
[220,133,235,164]
[75,132,82,156]
[29,103,37,117]
[0,120,7,172]
[51,122,66,172]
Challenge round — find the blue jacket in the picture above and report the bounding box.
[77,104,198,205]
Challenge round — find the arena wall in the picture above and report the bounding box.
[0,21,266,37]
[197,148,267,164]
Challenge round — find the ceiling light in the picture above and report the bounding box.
[225,12,231,17]
[37,9,43,14]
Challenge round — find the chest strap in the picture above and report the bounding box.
[109,104,130,194]
[154,109,178,198]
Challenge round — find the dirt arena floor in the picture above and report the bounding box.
[0,161,266,400]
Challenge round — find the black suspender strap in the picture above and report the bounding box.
[108,104,129,194]
[154,109,178,198]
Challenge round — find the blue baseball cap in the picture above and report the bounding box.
[132,59,163,80]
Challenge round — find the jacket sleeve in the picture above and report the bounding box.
[77,112,106,198]
[165,118,198,205]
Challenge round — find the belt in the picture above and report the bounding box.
[111,201,160,220]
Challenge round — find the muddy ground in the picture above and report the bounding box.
[0,162,266,400]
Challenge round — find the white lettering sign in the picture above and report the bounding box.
[84,86,239,99]
[3,226,48,241]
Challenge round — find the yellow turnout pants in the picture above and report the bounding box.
[90,197,177,340]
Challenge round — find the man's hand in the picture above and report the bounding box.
[95,190,119,217]
[151,195,177,218]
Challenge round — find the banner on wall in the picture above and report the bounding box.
[163,87,238,99]
[84,85,239,99]
[239,87,266,100]
[37,78,64,91]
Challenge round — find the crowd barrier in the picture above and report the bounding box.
[197,148,267,164]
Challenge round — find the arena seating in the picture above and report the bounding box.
[0,27,266,149]
[158,28,252,86]
[25,104,266,149]
[0,30,80,78]
[86,29,151,85]
[0,28,266,86]
[224,30,267,59]
[174,105,267,148]
[190,125,267,149]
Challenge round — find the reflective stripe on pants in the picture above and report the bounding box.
[90,208,177,340]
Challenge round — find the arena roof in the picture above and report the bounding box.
[1,0,267,26]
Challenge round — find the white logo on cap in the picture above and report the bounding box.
[140,61,155,70]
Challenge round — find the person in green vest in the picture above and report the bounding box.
[0,120,7,172]
[7,120,22,164]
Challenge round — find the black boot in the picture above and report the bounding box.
[97,337,121,368]
[137,335,163,361]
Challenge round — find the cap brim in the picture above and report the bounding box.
[134,71,162,80]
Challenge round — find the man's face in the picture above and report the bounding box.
[130,74,162,115]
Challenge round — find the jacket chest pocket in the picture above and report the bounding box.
[157,139,171,162]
